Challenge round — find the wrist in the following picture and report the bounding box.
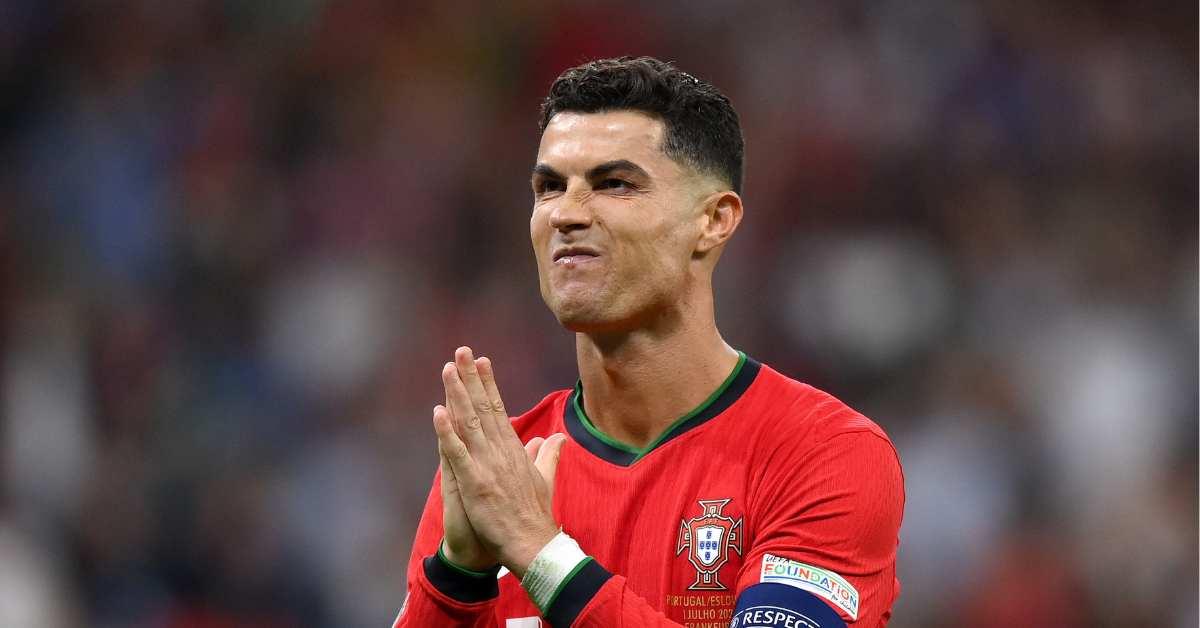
[424,546,501,604]
[504,525,561,580]
[518,530,592,614]
[439,539,499,575]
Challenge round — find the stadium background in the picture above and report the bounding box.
[0,1,1195,626]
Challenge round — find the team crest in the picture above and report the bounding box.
[675,498,743,590]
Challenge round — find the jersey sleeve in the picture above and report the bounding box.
[392,469,499,628]
[536,562,681,627]
[735,428,905,626]
[533,430,900,628]
[532,554,848,628]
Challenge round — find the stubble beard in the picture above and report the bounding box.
[547,288,620,333]
[547,278,686,339]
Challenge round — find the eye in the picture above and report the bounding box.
[598,178,634,191]
[535,179,565,195]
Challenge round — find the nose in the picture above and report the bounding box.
[548,186,593,234]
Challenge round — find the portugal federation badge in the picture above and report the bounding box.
[676,498,743,590]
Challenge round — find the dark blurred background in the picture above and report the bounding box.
[0,1,1196,627]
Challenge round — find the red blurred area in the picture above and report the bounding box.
[0,1,1193,627]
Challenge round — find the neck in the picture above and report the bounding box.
[574,293,740,450]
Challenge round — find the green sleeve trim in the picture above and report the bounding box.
[436,542,498,578]
[540,556,594,614]
[572,352,748,462]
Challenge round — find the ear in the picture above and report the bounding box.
[695,190,743,255]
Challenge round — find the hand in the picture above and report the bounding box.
[436,401,495,571]
[437,375,557,571]
[433,347,566,579]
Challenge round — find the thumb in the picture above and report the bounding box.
[523,436,546,461]
[534,433,567,493]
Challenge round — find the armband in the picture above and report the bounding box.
[731,583,847,628]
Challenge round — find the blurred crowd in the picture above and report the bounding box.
[0,1,1195,627]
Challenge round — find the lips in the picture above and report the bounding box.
[552,246,601,265]
[555,254,599,266]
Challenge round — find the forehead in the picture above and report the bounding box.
[536,110,676,175]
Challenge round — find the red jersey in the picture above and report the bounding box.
[396,354,904,627]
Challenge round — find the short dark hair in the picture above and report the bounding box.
[538,57,744,194]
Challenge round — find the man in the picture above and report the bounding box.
[395,57,903,628]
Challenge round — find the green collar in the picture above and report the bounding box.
[564,352,759,466]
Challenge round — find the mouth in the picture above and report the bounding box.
[552,246,601,266]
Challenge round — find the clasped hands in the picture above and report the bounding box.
[433,346,566,579]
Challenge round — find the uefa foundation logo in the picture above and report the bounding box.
[675,498,743,590]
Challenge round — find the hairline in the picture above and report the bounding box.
[540,108,735,194]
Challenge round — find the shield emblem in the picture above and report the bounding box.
[676,499,744,590]
[695,525,726,566]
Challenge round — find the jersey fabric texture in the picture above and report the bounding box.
[395,354,904,627]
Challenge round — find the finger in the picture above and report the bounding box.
[454,347,504,441]
[439,449,465,507]
[443,361,491,453]
[435,406,463,495]
[434,397,477,478]
[439,449,458,494]
[524,436,545,461]
[476,356,518,438]
[534,433,567,496]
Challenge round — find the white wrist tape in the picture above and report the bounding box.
[520,530,589,612]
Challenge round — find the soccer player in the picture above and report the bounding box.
[394,57,903,628]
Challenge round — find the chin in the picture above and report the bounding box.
[553,302,651,337]
[548,295,615,332]
[551,302,604,331]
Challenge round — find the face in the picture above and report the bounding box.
[530,110,710,333]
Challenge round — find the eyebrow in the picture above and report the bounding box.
[531,159,650,181]
[532,163,564,180]
[585,159,649,180]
